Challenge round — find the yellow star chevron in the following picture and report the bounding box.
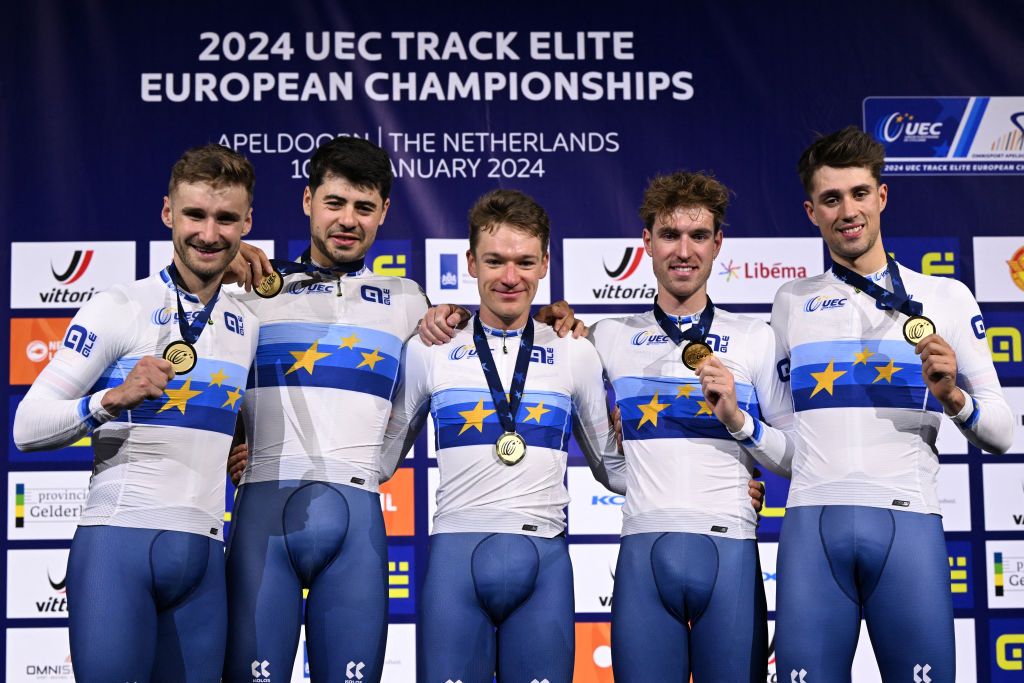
[696,400,713,416]
[222,387,243,410]
[637,392,670,429]
[809,359,847,398]
[524,402,551,423]
[337,333,360,350]
[357,348,384,370]
[853,347,875,366]
[872,358,904,384]
[286,341,332,376]
[208,368,228,387]
[157,377,203,414]
[458,400,496,435]
[676,384,696,399]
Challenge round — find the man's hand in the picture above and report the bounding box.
[101,356,175,417]
[223,241,274,292]
[418,304,472,345]
[227,443,248,486]
[534,300,587,338]
[915,333,965,414]
[695,356,744,432]
[748,472,765,513]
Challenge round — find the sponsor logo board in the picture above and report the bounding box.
[938,463,970,531]
[562,239,655,305]
[567,467,623,536]
[760,541,778,612]
[5,627,74,681]
[9,318,73,385]
[983,463,1024,531]
[974,237,1024,302]
[569,544,618,613]
[11,242,136,310]
[6,549,71,619]
[708,238,824,304]
[8,472,91,540]
[988,541,1024,609]
[573,622,614,683]
[380,468,415,536]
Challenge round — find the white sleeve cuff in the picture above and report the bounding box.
[728,410,756,441]
[87,389,118,425]
[949,389,975,423]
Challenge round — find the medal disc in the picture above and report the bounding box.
[254,270,283,298]
[495,431,527,466]
[903,315,936,345]
[163,340,197,375]
[682,341,713,370]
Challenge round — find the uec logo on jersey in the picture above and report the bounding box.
[449,345,478,361]
[631,330,671,346]
[803,295,847,313]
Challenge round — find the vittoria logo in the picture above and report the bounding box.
[603,247,645,280]
[51,250,94,284]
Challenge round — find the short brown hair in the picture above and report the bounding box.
[468,189,550,254]
[797,126,885,196]
[639,171,729,232]
[168,144,255,205]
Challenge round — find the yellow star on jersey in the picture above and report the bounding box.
[458,400,496,435]
[524,402,551,423]
[208,368,228,387]
[676,384,696,399]
[286,341,331,376]
[337,333,360,350]
[637,392,670,429]
[357,348,384,370]
[696,400,713,416]
[872,358,904,384]
[222,387,243,409]
[809,359,847,398]
[157,377,203,414]
[853,347,875,366]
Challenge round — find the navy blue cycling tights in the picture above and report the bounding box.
[67,525,226,683]
[776,505,955,682]
[611,532,767,682]
[224,480,389,683]
[420,532,574,683]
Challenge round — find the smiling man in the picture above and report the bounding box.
[13,144,258,683]
[772,127,1013,681]
[383,189,624,683]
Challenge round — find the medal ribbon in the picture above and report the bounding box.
[652,296,716,345]
[830,254,923,316]
[472,317,534,435]
[167,263,220,345]
[268,248,366,278]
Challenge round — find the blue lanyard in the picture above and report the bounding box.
[472,317,534,434]
[652,296,715,345]
[831,254,923,316]
[167,263,219,344]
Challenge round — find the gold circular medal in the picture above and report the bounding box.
[254,270,283,298]
[903,315,936,345]
[495,431,527,466]
[682,341,713,370]
[163,340,197,375]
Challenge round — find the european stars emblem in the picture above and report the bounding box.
[524,402,551,423]
[358,348,384,370]
[676,384,696,399]
[458,400,496,435]
[157,377,203,414]
[286,341,331,376]
[696,400,713,416]
[637,392,669,429]
[809,359,846,398]
[337,333,360,350]
[209,368,228,387]
[853,347,874,366]
[222,387,243,410]
[872,358,903,384]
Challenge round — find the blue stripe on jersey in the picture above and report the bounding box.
[611,376,759,442]
[789,339,943,412]
[90,357,249,435]
[248,322,402,399]
[431,388,573,452]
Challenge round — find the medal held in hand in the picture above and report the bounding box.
[831,255,932,347]
[473,316,535,466]
[163,263,220,376]
[653,296,716,370]
[253,270,283,298]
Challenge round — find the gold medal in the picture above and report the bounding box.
[254,270,283,298]
[682,341,713,370]
[162,340,197,375]
[903,315,936,345]
[495,431,527,466]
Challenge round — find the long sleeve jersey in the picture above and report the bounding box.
[590,308,794,540]
[771,262,1013,513]
[383,318,624,538]
[13,268,258,539]
[233,268,428,492]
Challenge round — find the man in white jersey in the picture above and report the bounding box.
[13,144,258,683]
[383,189,624,683]
[588,171,793,682]
[773,126,1014,681]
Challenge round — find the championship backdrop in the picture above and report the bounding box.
[3,2,1024,681]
